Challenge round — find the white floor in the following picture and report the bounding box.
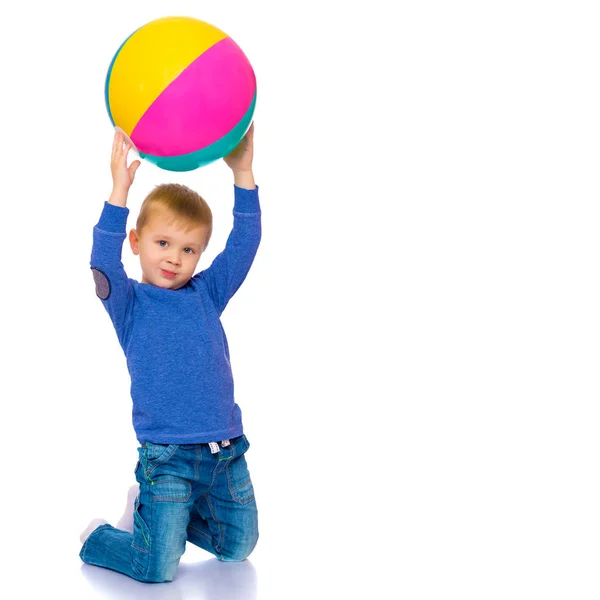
[78,552,258,600]
[80,557,258,600]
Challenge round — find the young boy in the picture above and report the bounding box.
[79,124,261,583]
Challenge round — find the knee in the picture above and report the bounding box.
[132,554,179,583]
[136,565,177,583]
[219,531,259,562]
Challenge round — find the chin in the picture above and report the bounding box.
[166,279,187,290]
[149,278,175,289]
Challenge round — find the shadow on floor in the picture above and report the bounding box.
[80,557,257,599]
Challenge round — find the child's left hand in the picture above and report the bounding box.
[224,123,254,172]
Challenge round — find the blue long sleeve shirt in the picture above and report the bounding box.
[90,185,261,444]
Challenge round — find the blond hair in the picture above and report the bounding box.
[136,183,213,247]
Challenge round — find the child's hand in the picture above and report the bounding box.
[111,130,141,192]
[224,123,254,173]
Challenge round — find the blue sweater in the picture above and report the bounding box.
[90,185,261,444]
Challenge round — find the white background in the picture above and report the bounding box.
[1,0,600,598]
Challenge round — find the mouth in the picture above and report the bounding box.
[161,269,177,279]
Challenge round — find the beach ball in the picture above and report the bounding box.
[105,16,256,171]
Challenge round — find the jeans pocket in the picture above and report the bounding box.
[143,443,179,477]
[227,454,255,505]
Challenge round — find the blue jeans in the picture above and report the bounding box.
[79,434,259,583]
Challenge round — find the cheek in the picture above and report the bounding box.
[141,245,160,264]
[185,255,200,271]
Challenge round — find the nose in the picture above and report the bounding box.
[166,250,182,266]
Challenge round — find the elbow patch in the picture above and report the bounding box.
[91,267,111,300]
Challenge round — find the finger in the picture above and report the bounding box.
[129,160,141,178]
[112,131,122,160]
[244,124,254,150]
[244,123,254,143]
[115,135,129,163]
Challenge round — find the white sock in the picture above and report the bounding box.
[80,518,108,543]
[115,483,140,533]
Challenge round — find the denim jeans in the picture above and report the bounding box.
[79,434,259,583]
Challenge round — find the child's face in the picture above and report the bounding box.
[129,208,209,290]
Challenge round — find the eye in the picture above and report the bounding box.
[183,247,195,255]
[157,240,168,248]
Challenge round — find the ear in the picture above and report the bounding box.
[129,229,140,255]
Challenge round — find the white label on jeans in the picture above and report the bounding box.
[209,442,220,454]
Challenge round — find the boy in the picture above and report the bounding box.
[79,124,260,583]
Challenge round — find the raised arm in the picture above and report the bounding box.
[90,132,141,341]
[197,124,262,314]
[225,122,256,191]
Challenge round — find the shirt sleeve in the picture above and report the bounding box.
[90,201,134,343]
[195,185,262,316]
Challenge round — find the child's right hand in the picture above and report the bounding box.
[111,130,141,192]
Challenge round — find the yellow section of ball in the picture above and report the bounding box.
[108,16,228,136]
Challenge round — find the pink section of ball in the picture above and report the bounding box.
[131,37,256,157]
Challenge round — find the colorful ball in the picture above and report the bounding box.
[105,16,256,172]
